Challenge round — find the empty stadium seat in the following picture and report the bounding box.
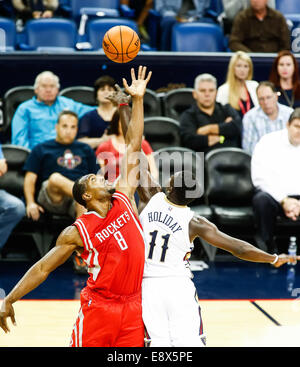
[171,22,226,52]
[276,0,300,14]
[144,117,181,151]
[163,88,194,120]
[71,0,120,21]
[204,147,256,258]
[59,86,96,105]
[0,144,30,198]
[19,18,77,51]
[0,17,16,51]
[143,89,162,117]
[205,147,255,227]
[3,86,35,137]
[0,145,49,258]
[87,18,138,50]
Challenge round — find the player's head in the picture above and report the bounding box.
[73,174,114,208]
[165,171,202,206]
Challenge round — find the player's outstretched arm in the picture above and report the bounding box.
[189,215,300,267]
[106,83,131,137]
[116,65,152,198]
[0,226,83,333]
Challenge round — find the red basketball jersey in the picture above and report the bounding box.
[73,191,145,296]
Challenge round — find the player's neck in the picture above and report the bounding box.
[165,195,187,208]
[87,198,112,217]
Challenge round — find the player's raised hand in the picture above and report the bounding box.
[0,299,16,333]
[122,65,152,98]
[106,84,131,106]
[272,254,300,268]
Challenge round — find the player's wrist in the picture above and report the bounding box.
[270,254,279,265]
[119,102,129,107]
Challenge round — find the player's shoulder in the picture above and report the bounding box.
[189,214,216,230]
[57,224,84,247]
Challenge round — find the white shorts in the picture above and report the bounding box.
[142,276,206,347]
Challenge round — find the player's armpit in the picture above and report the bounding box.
[4,226,83,305]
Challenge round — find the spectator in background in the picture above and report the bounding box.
[12,0,58,23]
[229,0,290,53]
[155,0,211,50]
[23,110,98,223]
[77,75,117,150]
[11,71,94,150]
[269,50,300,109]
[251,109,300,253]
[96,109,158,183]
[217,51,259,118]
[180,73,242,155]
[221,0,275,34]
[0,144,26,258]
[120,0,153,42]
[242,81,293,155]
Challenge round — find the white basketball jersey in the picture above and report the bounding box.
[139,192,194,278]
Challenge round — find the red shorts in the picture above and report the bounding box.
[70,287,144,347]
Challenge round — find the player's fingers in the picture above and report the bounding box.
[0,317,9,333]
[122,78,129,90]
[39,205,44,213]
[140,65,146,80]
[137,65,143,79]
[131,67,136,81]
[10,314,16,326]
[114,83,122,92]
[145,71,152,84]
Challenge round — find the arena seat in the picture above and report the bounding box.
[19,18,77,51]
[71,0,121,22]
[86,18,138,50]
[0,17,16,51]
[143,89,162,117]
[2,86,35,140]
[59,86,96,105]
[275,0,300,14]
[0,145,50,258]
[162,88,194,120]
[171,22,226,52]
[205,147,255,227]
[144,117,181,151]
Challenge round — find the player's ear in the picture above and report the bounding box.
[82,192,92,203]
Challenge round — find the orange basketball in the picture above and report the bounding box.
[102,25,140,63]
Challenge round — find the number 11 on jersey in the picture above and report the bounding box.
[148,230,170,262]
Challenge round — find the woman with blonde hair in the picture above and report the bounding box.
[217,51,259,117]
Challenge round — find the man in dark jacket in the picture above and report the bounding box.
[229,0,290,53]
[180,73,242,154]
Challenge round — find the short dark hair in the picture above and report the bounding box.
[94,75,116,100]
[57,110,78,123]
[170,171,201,206]
[288,108,300,124]
[72,176,88,207]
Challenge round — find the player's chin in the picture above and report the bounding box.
[108,187,116,195]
